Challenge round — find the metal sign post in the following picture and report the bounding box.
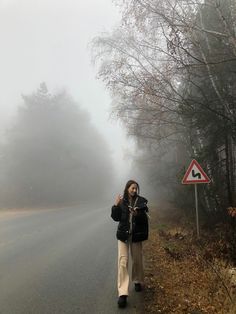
[182,159,211,239]
[194,184,200,238]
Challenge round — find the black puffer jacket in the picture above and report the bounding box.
[111,195,149,243]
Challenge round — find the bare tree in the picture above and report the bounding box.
[92,0,236,210]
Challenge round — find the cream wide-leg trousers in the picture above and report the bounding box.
[117,239,144,296]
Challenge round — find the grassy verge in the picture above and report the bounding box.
[143,207,236,314]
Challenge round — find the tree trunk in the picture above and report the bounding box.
[225,135,233,206]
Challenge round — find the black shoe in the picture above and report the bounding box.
[134,283,142,292]
[118,295,127,308]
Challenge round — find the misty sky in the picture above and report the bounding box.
[0,0,134,180]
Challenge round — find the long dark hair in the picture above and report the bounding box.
[123,180,140,201]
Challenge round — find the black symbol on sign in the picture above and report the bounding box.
[192,170,201,179]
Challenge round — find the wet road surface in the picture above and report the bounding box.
[0,205,144,314]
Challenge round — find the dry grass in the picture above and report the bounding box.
[143,207,236,314]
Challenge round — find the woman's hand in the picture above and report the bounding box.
[129,207,138,216]
[114,194,122,206]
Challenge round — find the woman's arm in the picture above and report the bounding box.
[111,194,123,222]
[111,204,122,221]
[133,199,149,221]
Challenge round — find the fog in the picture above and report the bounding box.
[0,0,140,208]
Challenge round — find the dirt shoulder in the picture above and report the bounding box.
[143,207,236,314]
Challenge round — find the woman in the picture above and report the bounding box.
[111,179,149,308]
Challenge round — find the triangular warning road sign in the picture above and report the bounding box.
[182,159,211,184]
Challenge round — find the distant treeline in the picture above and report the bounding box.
[0,83,113,208]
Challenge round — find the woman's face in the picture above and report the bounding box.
[128,183,138,197]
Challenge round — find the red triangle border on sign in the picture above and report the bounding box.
[182,159,211,184]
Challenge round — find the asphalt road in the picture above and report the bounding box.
[0,205,145,314]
